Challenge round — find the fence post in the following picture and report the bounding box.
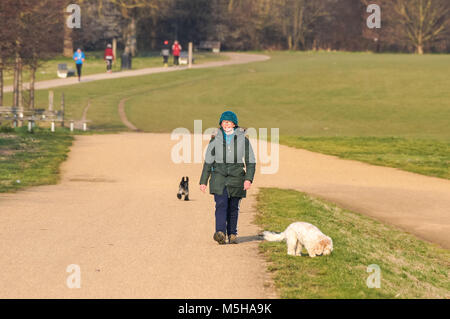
[61,93,65,127]
[188,42,193,69]
[70,120,74,132]
[49,90,54,111]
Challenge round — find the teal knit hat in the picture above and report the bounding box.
[219,111,238,126]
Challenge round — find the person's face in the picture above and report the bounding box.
[221,120,235,132]
[77,49,81,53]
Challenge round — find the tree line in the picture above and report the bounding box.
[0,0,449,108]
[71,0,448,54]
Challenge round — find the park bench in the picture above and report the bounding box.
[199,41,221,53]
[57,63,76,78]
[0,107,25,127]
[0,106,25,120]
[179,51,195,65]
[0,91,89,132]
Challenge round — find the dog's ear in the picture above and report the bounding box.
[181,177,185,183]
[318,238,332,255]
[186,176,189,182]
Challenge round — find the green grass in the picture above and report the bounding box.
[280,136,450,179]
[256,187,450,299]
[2,51,449,179]
[0,126,74,193]
[2,51,228,87]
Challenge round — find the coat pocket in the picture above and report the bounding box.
[209,172,226,193]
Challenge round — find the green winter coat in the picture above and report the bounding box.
[199,127,256,198]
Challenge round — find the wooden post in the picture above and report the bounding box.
[61,92,65,127]
[51,121,55,132]
[70,120,74,132]
[48,91,54,111]
[188,42,193,69]
[27,120,32,132]
[113,38,117,64]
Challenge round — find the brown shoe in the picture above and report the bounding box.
[213,231,226,245]
[228,234,238,244]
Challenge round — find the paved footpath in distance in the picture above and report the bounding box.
[3,52,270,93]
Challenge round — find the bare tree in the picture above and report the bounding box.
[20,1,64,108]
[393,0,449,54]
[93,0,164,56]
[273,0,329,50]
[362,0,450,54]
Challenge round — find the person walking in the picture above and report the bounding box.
[73,48,85,82]
[104,43,115,73]
[172,40,182,66]
[199,111,256,245]
[161,40,170,67]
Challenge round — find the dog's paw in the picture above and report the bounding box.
[177,193,182,199]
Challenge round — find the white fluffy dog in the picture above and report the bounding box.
[263,222,333,257]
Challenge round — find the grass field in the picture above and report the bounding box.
[256,187,450,299]
[0,127,73,193]
[280,136,450,179]
[1,51,449,179]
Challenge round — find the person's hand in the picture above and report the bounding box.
[244,180,252,190]
[200,184,207,193]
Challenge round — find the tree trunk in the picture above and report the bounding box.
[13,53,19,107]
[0,58,3,106]
[29,67,36,109]
[17,57,23,108]
[63,25,74,57]
[124,16,137,56]
[416,44,424,54]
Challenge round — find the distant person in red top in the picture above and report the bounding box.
[172,40,182,66]
[104,43,115,73]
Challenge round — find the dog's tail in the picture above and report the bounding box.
[263,231,286,242]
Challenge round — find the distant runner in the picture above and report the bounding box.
[73,48,85,82]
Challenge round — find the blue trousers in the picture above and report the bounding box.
[214,187,242,236]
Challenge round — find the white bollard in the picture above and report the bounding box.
[70,121,74,132]
[83,122,87,131]
[51,121,55,132]
[188,42,193,69]
[28,121,32,132]
[13,120,17,128]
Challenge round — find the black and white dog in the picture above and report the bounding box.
[177,176,189,201]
